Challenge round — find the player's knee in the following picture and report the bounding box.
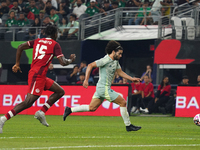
[89,106,97,112]
[56,88,65,97]
[59,88,65,96]
[121,100,127,107]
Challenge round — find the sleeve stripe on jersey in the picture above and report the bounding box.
[27,41,30,47]
[57,54,64,58]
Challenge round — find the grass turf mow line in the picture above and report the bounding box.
[0,136,200,141]
[0,115,199,149]
[2,144,200,150]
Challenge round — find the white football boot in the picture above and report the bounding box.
[34,110,49,127]
[0,117,4,134]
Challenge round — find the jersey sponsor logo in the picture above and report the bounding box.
[35,88,40,93]
[38,40,52,45]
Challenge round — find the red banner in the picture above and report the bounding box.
[154,40,194,64]
[0,85,129,116]
[176,86,200,117]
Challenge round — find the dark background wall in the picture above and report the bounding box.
[0,41,82,83]
[81,39,155,80]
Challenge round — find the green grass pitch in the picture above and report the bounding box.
[0,115,200,150]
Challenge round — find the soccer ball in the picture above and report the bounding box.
[193,114,200,126]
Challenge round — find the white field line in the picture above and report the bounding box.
[1,144,200,150]
[0,136,199,141]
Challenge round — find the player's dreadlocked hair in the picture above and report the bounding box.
[44,23,58,37]
[105,40,123,54]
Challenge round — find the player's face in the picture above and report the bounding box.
[79,75,85,81]
[90,2,95,7]
[144,76,149,83]
[197,75,200,82]
[30,1,35,7]
[113,50,123,60]
[10,12,15,18]
[183,79,189,84]
[146,65,151,70]
[163,77,169,84]
[19,14,24,20]
[49,64,53,70]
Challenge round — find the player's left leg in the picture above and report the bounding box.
[113,95,142,132]
[0,93,39,133]
[63,98,102,121]
[35,81,65,126]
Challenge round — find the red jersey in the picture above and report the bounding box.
[157,85,171,96]
[27,11,35,20]
[27,38,63,77]
[131,82,141,94]
[76,81,83,84]
[140,82,154,98]
[9,4,14,9]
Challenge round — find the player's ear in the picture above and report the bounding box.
[112,50,115,54]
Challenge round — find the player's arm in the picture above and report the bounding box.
[12,42,30,73]
[116,68,140,82]
[83,61,97,88]
[141,91,144,98]
[54,43,76,66]
[57,54,76,66]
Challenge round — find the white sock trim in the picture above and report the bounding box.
[8,111,14,118]
[44,103,51,109]
[71,105,89,112]
[120,107,131,126]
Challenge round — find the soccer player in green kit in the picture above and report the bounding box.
[63,41,141,131]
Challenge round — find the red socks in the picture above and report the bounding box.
[40,101,53,113]
[5,109,16,120]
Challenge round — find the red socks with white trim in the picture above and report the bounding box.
[0,109,17,123]
[40,101,53,113]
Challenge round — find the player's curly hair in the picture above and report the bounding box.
[105,40,123,54]
[44,24,58,37]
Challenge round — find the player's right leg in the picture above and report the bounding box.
[113,95,141,132]
[0,93,39,133]
[63,98,102,121]
[35,80,65,127]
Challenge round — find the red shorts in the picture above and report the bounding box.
[28,71,54,96]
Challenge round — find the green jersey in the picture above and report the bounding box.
[95,55,121,88]
[5,18,18,27]
[85,7,99,16]
[67,21,79,36]
[29,7,39,15]
[138,7,151,17]
[17,18,29,26]
[50,14,59,24]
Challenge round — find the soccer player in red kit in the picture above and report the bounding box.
[0,24,76,133]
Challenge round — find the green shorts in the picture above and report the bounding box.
[92,86,119,102]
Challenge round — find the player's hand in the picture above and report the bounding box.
[12,64,22,73]
[69,54,76,62]
[132,77,141,82]
[83,80,89,89]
